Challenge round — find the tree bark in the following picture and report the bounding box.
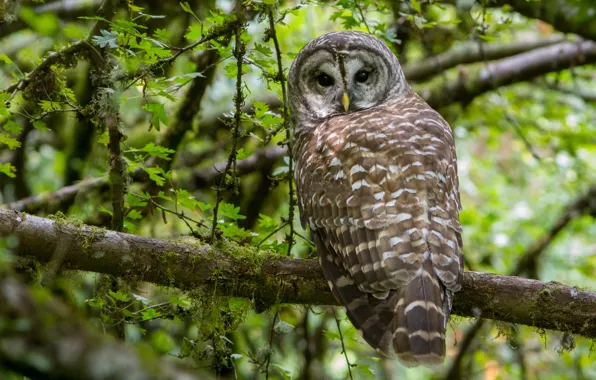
[1,208,595,338]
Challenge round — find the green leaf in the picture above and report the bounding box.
[154,28,171,41]
[0,134,21,150]
[254,43,273,56]
[109,290,131,302]
[98,205,113,216]
[39,100,62,112]
[32,120,49,131]
[236,148,251,160]
[143,103,169,131]
[144,167,167,186]
[127,193,148,208]
[219,202,246,220]
[219,223,252,239]
[170,296,191,307]
[180,2,196,16]
[185,24,202,40]
[87,297,106,309]
[3,119,22,134]
[0,54,14,65]
[126,209,143,220]
[140,142,175,160]
[91,29,119,48]
[141,308,161,321]
[0,163,17,178]
[258,214,277,231]
[198,201,212,212]
[175,189,199,210]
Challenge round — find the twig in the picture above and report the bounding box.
[210,9,246,242]
[124,18,241,90]
[264,311,279,380]
[333,308,354,380]
[354,0,371,34]
[266,6,295,256]
[257,222,289,247]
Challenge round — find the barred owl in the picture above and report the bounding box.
[288,32,463,367]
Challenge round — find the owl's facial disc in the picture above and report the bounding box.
[288,32,409,125]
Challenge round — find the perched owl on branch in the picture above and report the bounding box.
[288,32,463,367]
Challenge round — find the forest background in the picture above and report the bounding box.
[1,0,596,379]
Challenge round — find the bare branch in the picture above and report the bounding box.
[2,208,596,338]
[419,40,596,108]
[403,35,566,82]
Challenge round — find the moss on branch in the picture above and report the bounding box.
[2,208,596,338]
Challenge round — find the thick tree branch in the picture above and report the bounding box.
[420,40,596,108]
[0,272,206,380]
[403,35,566,82]
[1,208,596,338]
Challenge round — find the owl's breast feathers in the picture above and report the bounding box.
[294,94,463,366]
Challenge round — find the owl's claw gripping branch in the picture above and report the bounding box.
[1,208,596,343]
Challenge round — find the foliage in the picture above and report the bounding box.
[1,0,596,379]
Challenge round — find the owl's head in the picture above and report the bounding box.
[288,31,410,126]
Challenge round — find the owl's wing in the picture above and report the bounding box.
[294,97,463,366]
[313,229,397,356]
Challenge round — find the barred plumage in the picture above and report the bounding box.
[289,32,463,367]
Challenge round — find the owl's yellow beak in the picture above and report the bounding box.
[342,92,350,112]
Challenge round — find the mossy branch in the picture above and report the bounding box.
[2,208,596,339]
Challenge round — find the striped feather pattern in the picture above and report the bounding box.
[294,91,463,367]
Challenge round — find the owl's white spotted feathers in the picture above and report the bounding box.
[288,32,463,367]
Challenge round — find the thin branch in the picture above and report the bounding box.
[333,308,354,380]
[266,6,295,256]
[3,147,286,214]
[354,0,371,34]
[264,311,278,380]
[124,18,241,90]
[211,9,246,242]
[3,208,596,338]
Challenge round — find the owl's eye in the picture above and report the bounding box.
[316,73,334,87]
[355,70,369,83]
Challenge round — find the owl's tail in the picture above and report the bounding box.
[393,260,447,367]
